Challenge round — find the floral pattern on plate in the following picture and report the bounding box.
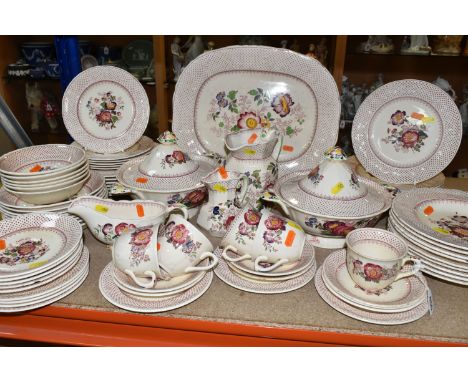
[128,226,153,267]
[0,238,49,267]
[163,222,202,259]
[94,222,136,243]
[430,213,468,240]
[209,89,305,137]
[86,91,124,130]
[235,209,261,245]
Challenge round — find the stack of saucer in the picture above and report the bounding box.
[71,136,154,192]
[388,188,468,286]
[214,241,317,294]
[0,144,88,205]
[315,250,431,325]
[0,171,107,229]
[0,214,89,313]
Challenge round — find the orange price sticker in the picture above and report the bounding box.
[136,204,145,217]
[423,206,434,216]
[284,231,296,247]
[0,240,5,250]
[248,133,258,144]
[136,177,148,184]
[411,112,424,120]
[218,167,228,179]
[157,243,161,251]
[282,145,294,152]
[29,164,43,173]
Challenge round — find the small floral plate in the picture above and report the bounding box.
[315,266,430,325]
[321,250,428,313]
[352,80,462,184]
[173,45,340,176]
[62,66,149,154]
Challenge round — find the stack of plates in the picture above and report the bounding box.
[315,250,431,325]
[99,258,213,313]
[0,144,88,204]
[0,171,107,229]
[0,214,88,313]
[71,136,154,191]
[388,188,468,286]
[214,241,316,294]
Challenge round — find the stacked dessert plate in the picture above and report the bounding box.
[388,188,468,286]
[315,250,431,325]
[0,144,88,204]
[71,136,154,192]
[214,240,316,294]
[0,171,107,229]
[99,259,213,313]
[0,214,89,312]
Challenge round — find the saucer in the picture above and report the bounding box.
[214,242,316,294]
[99,262,213,313]
[321,250,428,313]
[227,260,313,282]
[315,266,430,325]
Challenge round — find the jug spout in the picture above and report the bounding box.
[225,126,278,155]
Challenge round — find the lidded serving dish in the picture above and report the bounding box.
[114,131,217,217]
[263,147,392,248]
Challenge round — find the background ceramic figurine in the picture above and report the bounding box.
[171,36,185,81]
[316,37,328,65]
[431,35,463,56]
[25,82,59,132]
[183,36,205,67]
[280,40,288,49]
[205,41,215,52]
[400,35,431,55]
[361,36,394,54]
[432,76,457,101]
[290,39,300,52]
[459,85,468,135]
[306,43,317,59]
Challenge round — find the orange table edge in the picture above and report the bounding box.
[0,305,465,346]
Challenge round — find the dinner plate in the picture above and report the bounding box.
[321,250,428,313]
[173,45,340,176]
[100,262,213,313]
[315,266,430,325]
[352,79,462,184]
[62,66,150,153]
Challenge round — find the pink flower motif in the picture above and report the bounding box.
[263,230,276,243]
[364,263,383,281]
[271,93,294,117]
[264,215,286,230]
[400,129,420,148]
[183,189,206,206]
[238,222,249,235]
[237,112,261,129]
[97,111,112,123]
[102,223,113,235]
[17,241,36,256]
[170,224,189,244]
[391,110,406,125]
[244,209,261,225]
[115,222,129,236]
[131,228,153,246]
[224,215,235,229]
[172,150,186,163]
[323,221,354,236]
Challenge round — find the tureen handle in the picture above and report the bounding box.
[254,256,289,272]
[124,269,157,289]
[260,192,291,217]
[184,252,219,273]
[167,203,189,219]
[221,245,252,262]
[234,175,250,208]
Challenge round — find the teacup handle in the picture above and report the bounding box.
[221,244,252,262]
[394,256,423,282]
[235,175,250,208]
[124,269,157,289]
[184,252,219,273]
[254,256,289,272]
[167,203,189,219]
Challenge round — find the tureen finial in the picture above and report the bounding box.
[158,131,178,144]
[324,146,348,161]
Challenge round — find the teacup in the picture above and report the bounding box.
[220,206,306,272]
[345,228,422,292]
[112,223,164,289]
[157,214,218,278]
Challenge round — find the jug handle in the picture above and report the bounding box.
[260,191,291,217]
[124,269,157,289]
[167,203,189,219]
[275,133,284,163]
[184,252,219,273]
[235,175,250,208]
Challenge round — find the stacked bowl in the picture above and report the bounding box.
[0,213,88,313]
[71,136,155,192]
[388,188,468,286]
[0,144,89,205]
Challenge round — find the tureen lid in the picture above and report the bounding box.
[276,147,392,218]
[138,131,198,177]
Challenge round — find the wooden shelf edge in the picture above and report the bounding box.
[0,306,463,346]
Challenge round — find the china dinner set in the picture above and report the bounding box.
[0,214,88,312]
[0,45,465,320]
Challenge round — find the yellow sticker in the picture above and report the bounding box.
[331,182,344,195]
[433,227,449,235]
[213,184,227,192]
[287,221,304,231]
[29,261,47,269]
[243,148,256,155]
[95,204,109,213]
[422,116,435,123]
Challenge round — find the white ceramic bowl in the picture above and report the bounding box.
[3,171,90,192]
[2,165,89,187]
